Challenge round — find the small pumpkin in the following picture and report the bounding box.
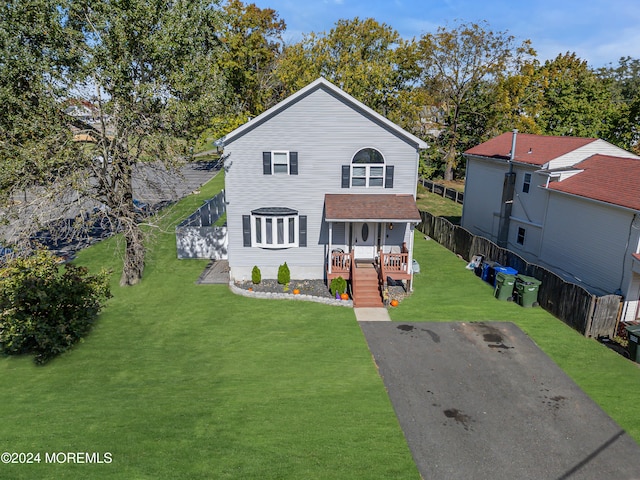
[293,288,300,295]
[340,293,349,300]
[390,299,399,307]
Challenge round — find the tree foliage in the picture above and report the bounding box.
[416,21,535,180]
[0,249,111,364]
[219,0,286,117]
[276,17,421,121]
[1,0,225,286]
[529,52,617,138]
[0,0,82,198]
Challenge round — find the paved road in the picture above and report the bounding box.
[0,162,220,255]
[360,321,640,480]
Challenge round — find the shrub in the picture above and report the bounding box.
[251,265,261,284]
[0,249,112,364]
[277,262,290,286]
[330,276,347,297]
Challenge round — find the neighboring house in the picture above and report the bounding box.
[462,131,640,322]
[220,78,428,307]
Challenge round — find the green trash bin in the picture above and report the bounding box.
[514,274,542,307]
[494,272,516,301]
[625,324,640,363]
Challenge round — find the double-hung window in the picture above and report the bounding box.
[263,151,298,175]
[522,173,532,193]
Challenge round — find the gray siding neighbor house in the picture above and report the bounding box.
[220,78,428,306]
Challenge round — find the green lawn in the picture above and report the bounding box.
[415,184,463,224]
[392,233,640,442]
[0,175,418,479]
[2,175,639,478]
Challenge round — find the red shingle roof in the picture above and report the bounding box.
[324,194,421,222]
[465,132,596,166]
[546,154,640,211]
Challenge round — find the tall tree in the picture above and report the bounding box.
[599,56,640,153]
[276,17,421,122]
[0,0,81,200]
[219,0,286,117]
[1,0,225,285]
[417,21,534,180]
[531,52,617,138]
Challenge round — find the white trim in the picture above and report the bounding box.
[271,150,290,175]
[252,214,298,248]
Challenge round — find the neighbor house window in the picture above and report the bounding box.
[522,173,532,193]
[243,207,307,249]
[517,227,526,245]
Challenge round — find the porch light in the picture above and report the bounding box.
[389,223,394,230]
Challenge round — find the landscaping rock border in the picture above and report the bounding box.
[229,280,353,307]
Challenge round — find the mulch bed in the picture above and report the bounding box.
[234,279,411,303]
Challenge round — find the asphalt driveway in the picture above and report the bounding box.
[360,321,640,480]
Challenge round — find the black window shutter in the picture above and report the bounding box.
[290,152,298,175]
[299,216,307,247]
[341,165,350,188]
[385,165,394,188]
[262,152,271,175]
[242,215,251,247]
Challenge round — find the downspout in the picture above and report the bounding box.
[497,129,518,248]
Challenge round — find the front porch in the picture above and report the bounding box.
[324,193,421,307]
[327,249,412,286]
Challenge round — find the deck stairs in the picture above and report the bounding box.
[352,262,384,308]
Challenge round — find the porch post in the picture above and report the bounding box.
[328,222,333,274]
[408,223,415,292]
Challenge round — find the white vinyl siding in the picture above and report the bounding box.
[224,86,420,280]
[541,193,633,293]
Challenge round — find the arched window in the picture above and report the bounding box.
[351,148,385,187]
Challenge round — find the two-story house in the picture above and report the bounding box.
[462,131,640,322]
[220,78,427,307]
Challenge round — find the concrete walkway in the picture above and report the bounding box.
[354,307,391,321]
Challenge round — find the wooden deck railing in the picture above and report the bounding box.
[328,250,353,282]
[379,249,409,285]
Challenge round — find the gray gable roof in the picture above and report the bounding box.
[219,77,429,150]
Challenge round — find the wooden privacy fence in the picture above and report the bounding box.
[418,210,622,338]
[419,178,464,205]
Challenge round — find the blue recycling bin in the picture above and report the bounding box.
[494,266,518,278]
[481,261,504,286]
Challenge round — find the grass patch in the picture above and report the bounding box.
[392,234,640,442]
[416,184,462,224]
[0,174,418,479]
[2,173,639,478]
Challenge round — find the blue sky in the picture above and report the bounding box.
[250,0,640,68]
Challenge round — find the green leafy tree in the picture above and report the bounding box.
[0,0,82,201]
[416,21,535,180]
[276,17,421,122]
[0,249,111,364]
[530,52,617,138]
[599,56,640,153]
[1,1,225,286]
[219,0,286,117]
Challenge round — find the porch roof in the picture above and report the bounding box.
[324,194,421,222]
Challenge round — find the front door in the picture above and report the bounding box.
[353,222,376,259]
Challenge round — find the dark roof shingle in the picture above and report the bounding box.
[324,194,420,222]
[546,154,640,211]
[465,132,596,166]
